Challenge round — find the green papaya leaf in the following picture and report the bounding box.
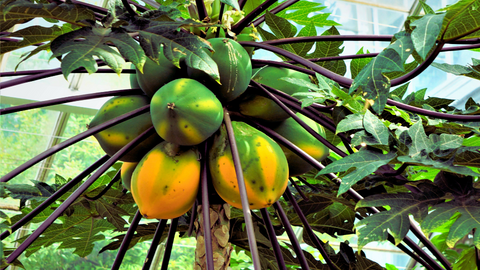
[50,26,146,78]
[317,150,397,196]
[355,190,444,249]
[363,110,390,146]
[350,32,414,114]
[420,1,436,15]
[220,0,240,11]
[308,26,346,76]
[127,19,219,82]
[410,13,445,60]
[422,200,480,249]
[350,48,372,79]
[336,114,364,133]
[275,1,339,28]
[431,60,480,81]
[19,206,116,257]
[452,246,477,270]
[0,24,74,55]
[94,199,129,231]
[439,0,480,41]
[0,0,95,27]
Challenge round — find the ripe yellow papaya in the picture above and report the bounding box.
[209,122,289,209]
[131,142,201,219]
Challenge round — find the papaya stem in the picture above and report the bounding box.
[223,109,261,270]
[112,210,143,270]
[142,219,168,270]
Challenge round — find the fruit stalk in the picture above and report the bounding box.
[223,109,261,269]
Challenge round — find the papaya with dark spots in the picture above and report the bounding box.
[208,121,289,209]
[88,95,162,162]
[150,78,224,146]
[131,142,200,219]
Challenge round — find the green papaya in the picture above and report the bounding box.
[88,95,162,162]
[136,54,186,97]
[239,67,312,122]
[150,78,224,146]
[188,38,252,102]
[272,114,329,176]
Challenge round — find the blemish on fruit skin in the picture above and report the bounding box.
[259,186,264,192]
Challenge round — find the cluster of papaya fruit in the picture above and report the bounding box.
[88,35,329,220]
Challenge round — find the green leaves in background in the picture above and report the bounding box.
[431,58,480,81]
[350,32,414,114]
[258,11,345,75]
[317,150,397,195]
[0,24,75,56]
[439,0,480,40]
[350,48,373,79]
[0,0,95,31]
[420,171,480,249]
[18,206,116,258]
[337,110,390,147]
[50,26,146,79]
[355,187,445,249]
[275,1,339,28]
[307,26,346,76]
[396,121,480,176]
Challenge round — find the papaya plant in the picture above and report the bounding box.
[1,0,480,269]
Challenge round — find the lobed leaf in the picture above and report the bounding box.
[0,24,74,55]
[50,26,146,78]
[131,19,220,81]
[0,0,95,28]
[275,1,339,28]
[355,191,444,249]
[422,200,480,249]
[308,26,346,76]
[317,150,397,196]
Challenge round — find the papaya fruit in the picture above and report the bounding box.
[136,54,186,97]
[238,66,312,122]
[236,26,259,58]
[272,114,329,176]
[131,142,201,219]
[151,78,224,146]
[209,121,289,209]
[188,38,252,102]
[121,162,138,191]
[88,95,162,162]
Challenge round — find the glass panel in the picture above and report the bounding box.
[0,105,60,186]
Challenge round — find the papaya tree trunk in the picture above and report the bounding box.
[195,203,232,270]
